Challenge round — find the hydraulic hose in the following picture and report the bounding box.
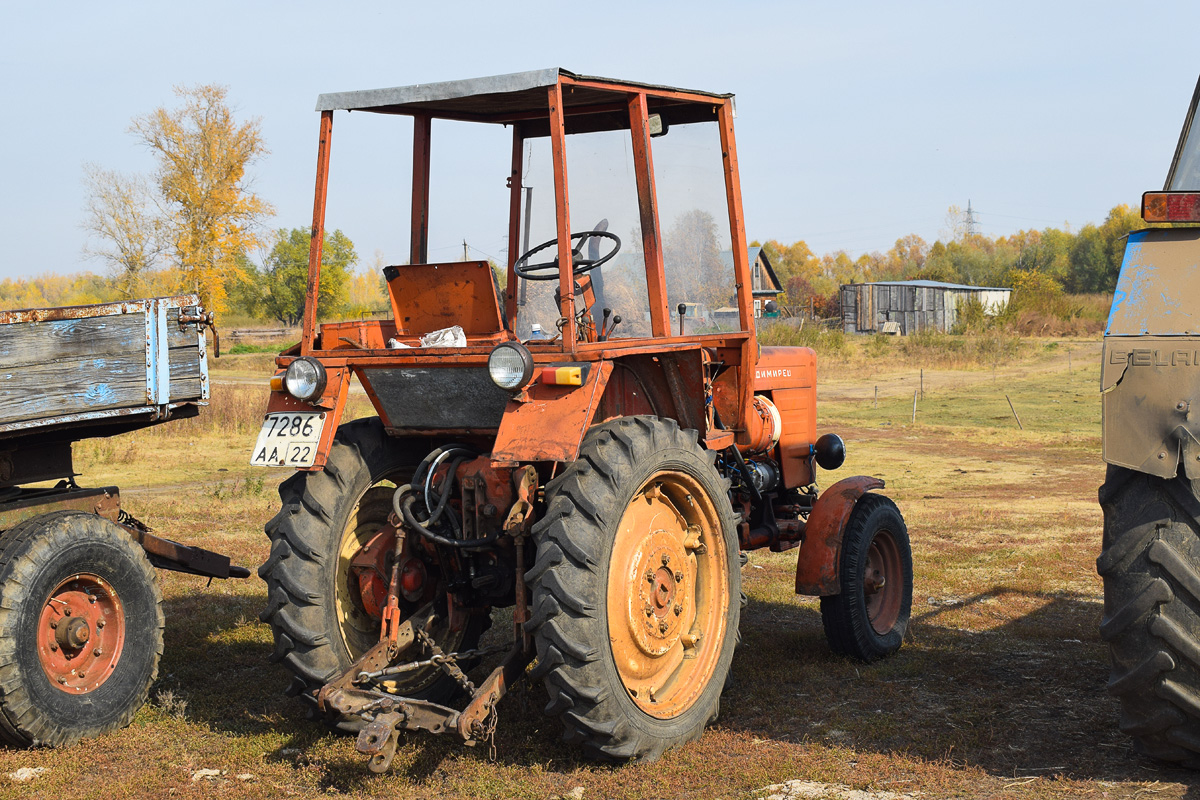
[393,488,500,550]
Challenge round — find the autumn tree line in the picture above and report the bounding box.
[5,84,387,324]
[0,85,1150,328]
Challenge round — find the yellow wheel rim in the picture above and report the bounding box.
[606,470,729,719]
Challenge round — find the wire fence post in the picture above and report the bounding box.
[1006,394,1024,430]
[912,390,917,424]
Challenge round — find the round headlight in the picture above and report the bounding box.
[284,357,327,401]
[488,342,534,391]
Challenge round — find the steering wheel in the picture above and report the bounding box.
[514,230,621,281]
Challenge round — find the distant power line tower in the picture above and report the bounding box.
[965,200,980,237]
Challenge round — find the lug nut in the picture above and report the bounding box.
[93,648,103,657]
[674,571,684,583]
[644,571,654,583]
[57,676,67,685]
[95,620,105,630]
[644,603,653,617]
[658,620,668,634]
[661,553,670,565]
[49,642,58,651]
[673,604,683,615]
[88,595,97,604]
[49,620,57,629]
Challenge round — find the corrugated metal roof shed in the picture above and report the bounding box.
[838,280,1011,335]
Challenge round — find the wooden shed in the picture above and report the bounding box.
[839,280,1011,335]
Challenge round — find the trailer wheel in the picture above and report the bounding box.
[0,511,163,747]
[819,494,911,662]
[1098,465,1200,768]
[259,418,487,730]
[526,416,740,762]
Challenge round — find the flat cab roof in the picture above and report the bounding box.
[315,68,734,136]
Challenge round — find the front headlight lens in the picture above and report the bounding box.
[284,357,327,401]
[488,342,534,390]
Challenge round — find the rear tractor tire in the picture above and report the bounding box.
[526,416,741,762]
[819,493,912,662]
[1098,465,1200,767]
[259,418,488,728]
[0,511,164,747]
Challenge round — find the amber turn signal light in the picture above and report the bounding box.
[1142,191,1200,222]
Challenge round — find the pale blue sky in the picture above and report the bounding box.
[2,1,1198,281]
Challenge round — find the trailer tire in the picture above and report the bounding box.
[526,416,740,762]
[1098,465,1200,768]
[819,493,912,662]
[0,511,163,747]
[259,418,487,731]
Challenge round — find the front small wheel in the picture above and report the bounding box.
[820,494,912,662]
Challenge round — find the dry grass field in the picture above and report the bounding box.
[1,337,1197,799]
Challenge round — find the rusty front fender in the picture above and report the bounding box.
[794,475,885,596]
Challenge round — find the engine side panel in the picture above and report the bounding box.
[755,346,817,488]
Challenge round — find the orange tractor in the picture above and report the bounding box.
[253,69,912,770]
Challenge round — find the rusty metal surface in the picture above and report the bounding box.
[0,295,200,325]
[0,486,120,531]
[1102,335,1200,478]
[491,360,612,464]
[302,111,333,355]
[628,92,670,336]
[795,476,885,596]
[411,114,432,266]
[127,527,246,580]
[384,261,504,338]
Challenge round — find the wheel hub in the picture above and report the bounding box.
[630,533,691,654]
[864,531,903,635]
[37,574,125,694]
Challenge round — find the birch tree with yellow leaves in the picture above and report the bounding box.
[130,85,273,312]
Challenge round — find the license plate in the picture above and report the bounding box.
[250,412,325,467]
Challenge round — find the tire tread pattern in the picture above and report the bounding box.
[1100,465,1200,766]
[525,416,741,763]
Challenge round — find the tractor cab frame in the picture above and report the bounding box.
[287,69,761,466]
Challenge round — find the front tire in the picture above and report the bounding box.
[526,416,741,762]
[0,511,163,747]
[259,418,487,727]
[819,494,912,662]
[1098,465,1200,767]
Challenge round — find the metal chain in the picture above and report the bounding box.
[481,704,499,761]
[416,627,476,694]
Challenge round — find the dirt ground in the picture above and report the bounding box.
[1,338,1198,799]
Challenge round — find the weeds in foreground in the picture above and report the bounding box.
[209,473,266,500]
[151,689,189,720]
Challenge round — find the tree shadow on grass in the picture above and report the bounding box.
[724,589,1200,792]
